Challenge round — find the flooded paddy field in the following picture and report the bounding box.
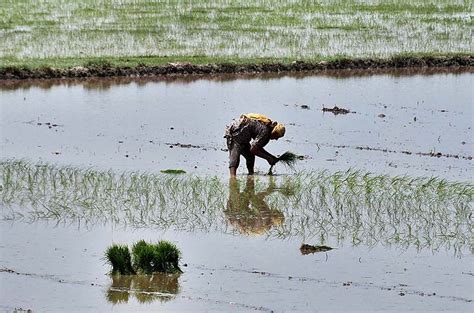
[1,69,473,312]
[1,0,471,64]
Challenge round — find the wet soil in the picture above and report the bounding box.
[324,143,473,160]
[1,223,472,312]
[0,66,471,91]
[1,69,472,180]
[1,56,472,80]
[300,244,334,255]
[322,105,353,115]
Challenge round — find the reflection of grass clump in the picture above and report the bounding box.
[107,273,180,304]
[106,240,182,275]
[105,244,136,275]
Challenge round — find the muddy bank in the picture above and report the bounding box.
[1,56,473,80]
[0,66,470,91]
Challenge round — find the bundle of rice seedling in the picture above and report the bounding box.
[278,151,299,169]
[105,244,135,275]
[131,240,182,274]
[131,240,157,274]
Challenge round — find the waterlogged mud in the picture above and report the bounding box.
[325,143,472,160]
[2,69,471,179]
[0,69,473,312]
[300,244,334,255]
[322,105,353,115]
[1,56,473,80]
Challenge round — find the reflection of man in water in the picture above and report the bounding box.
[225,176,284,235]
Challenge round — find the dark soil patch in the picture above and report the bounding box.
[300,244,334,255]
[166,142,223,151]
[1,56,472,80]
[328,144,473,160]
[0,67,471,90]
[322,106,353,115]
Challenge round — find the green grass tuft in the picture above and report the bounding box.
[1,1,471,68]
[278,151,299,169]
[154,241,182,274]
[131,240,182,274]
[105,244,136,275]
[161,169,186,174]
[131,240,156,274]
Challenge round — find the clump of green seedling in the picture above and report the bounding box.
[269,151,300,174]
[132,240,182,274]
[278,151,299,169]
[160,169,186,174]
[153,241,182,273]
[106,240,182,275]
[105,244,136,275]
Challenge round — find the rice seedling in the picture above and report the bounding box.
[153,241,182,274]
[132,240,182,274]
[1,160,472,255]
[105,244,135,275]
[0,0,471,68]
[278,151,299,169]
[268,151,300,174]
[131,240,157,274]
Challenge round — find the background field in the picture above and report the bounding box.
[0,0,472,68]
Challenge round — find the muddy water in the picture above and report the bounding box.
[0,70,473,180]
[1,70,473,312]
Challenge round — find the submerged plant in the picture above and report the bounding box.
[105,244,135,275]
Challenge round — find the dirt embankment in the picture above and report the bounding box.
[1,56,472,80]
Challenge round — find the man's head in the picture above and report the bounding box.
[270,123,285,140]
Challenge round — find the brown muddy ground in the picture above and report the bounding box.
[1,55,473,80]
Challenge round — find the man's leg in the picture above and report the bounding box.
[242,145,255,175]
[228,137,240,177]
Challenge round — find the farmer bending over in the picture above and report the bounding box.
[224,113,285,176]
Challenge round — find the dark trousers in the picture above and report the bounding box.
[227,137,255,171]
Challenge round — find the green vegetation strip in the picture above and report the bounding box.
[1,160,472,254]
[106,240,182,275]
[1,0,472,69]
[1,55,472,80]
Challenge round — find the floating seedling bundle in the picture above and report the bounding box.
[105,244,135,275]
[105,240,182,275]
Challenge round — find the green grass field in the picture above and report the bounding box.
[0,0,472,68]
